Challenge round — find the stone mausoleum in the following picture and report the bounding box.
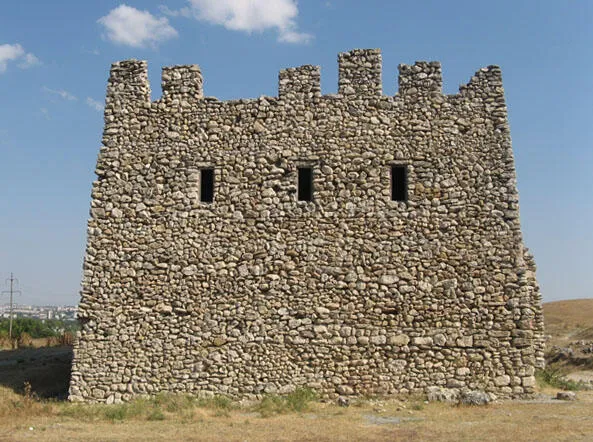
[69,49,545,403]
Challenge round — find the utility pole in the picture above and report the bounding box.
[2,273,21,341]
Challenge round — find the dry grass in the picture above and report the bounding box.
[1,336,75,351]
[544,300,593,329]
[1,386,593,441]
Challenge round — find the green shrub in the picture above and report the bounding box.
[146,408,166,421]
[150,393,195,413]
[536,368,586,391]
[60,401,146,422]
[411,402,424,411]
[195,395,233,411]
[254,388,317,417]
[59,404,100,420]
[286,387,317,412]
[255,395,286,418]
[103,404,128,421]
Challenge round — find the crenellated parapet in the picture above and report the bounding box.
[459,65,504,97]
[105,60,150,112]
[458,66,508,130]
[278,65,321,101]
[161,65,204,104]
[398,61,442,98]
[104,50,510,110]
[338,48,382,96]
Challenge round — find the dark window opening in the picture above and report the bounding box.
[298,167,313,201]
[200,168,214,203]
[391,165,407,202]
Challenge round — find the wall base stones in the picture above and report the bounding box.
[69,49,544,402]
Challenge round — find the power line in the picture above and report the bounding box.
[2,273,22,341]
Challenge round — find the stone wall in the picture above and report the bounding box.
[69,49,545,403]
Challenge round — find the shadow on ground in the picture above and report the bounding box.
[0,346,72,399]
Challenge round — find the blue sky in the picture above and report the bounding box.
[0,1,591,305]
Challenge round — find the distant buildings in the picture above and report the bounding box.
[0,304,77,321]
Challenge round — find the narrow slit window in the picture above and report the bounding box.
[200,168,214,203]
[297,167,313,201]
[391,165,407,202]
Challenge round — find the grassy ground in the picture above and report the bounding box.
[1,386,593,441]
[0,299,592,441]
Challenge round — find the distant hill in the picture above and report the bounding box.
[544,299,593,344]
[543,299,593,376]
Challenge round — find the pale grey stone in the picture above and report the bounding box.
[379,275,398,285]
[389,334,410,346]
[460,390,491,406]
[494,375,511,387]
[433,334,447,346]
[182,265,197,276]
[370,335,387,345]
[426,386,458,403]
[412,337,433,346]
[337,385,354,395]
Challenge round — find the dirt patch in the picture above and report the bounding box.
[566,371,593,386]
[363,414,423,425]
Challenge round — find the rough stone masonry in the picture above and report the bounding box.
[69,49,545,403]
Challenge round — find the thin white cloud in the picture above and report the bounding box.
[278,29,310,44]
[86,97,104,112]
[18,53,41,69]
[98,5,179,48]
[40,108,50,120]
[167,0,312,44]
[0,43,41,73]
[84,48,101,56]
[43,86,78,101]
[159,5,192,18]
